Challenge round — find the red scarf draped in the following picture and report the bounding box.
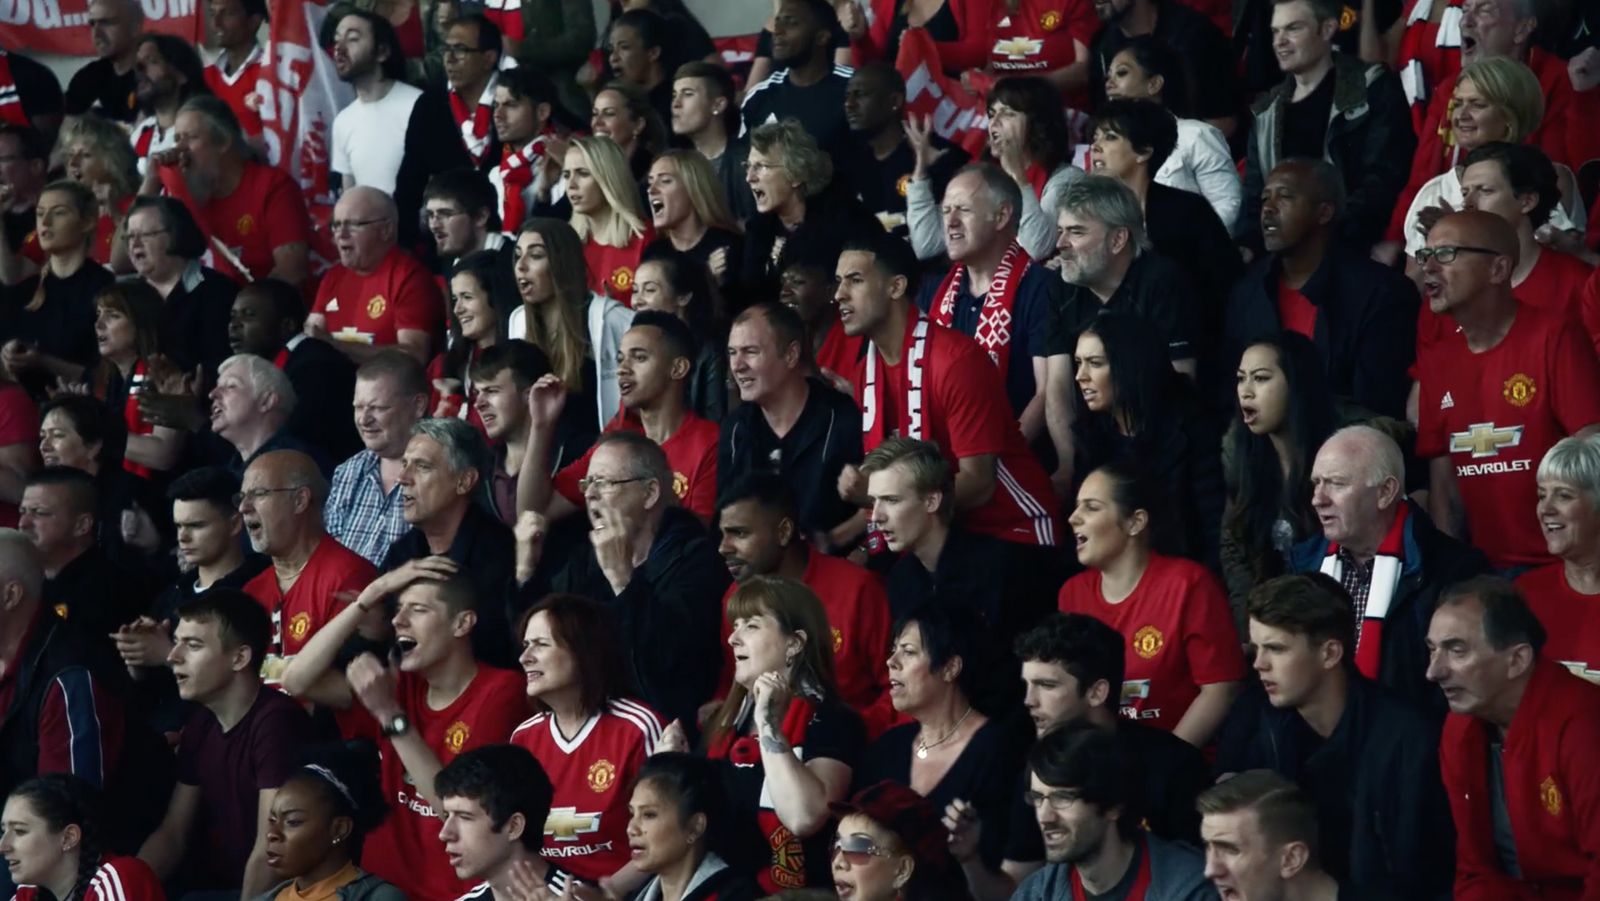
[272,348,290,369]
[0,52,26,126]
[929,240,1030,375]
[1321,504,1410,680]
[1024,162,1050,200]
[122,359,152,479]
[706,695,817,893]
[861,315,930,450]
[449,86,494,165]
[1070,836,1153,900]
[496,134,548,233]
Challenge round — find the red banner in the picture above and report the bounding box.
[894,27,990,158]
[0,0,201,58]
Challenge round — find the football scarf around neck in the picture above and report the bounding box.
[930,240,1029,374]
[450,77,496,165]
[1319,503,1408,679]
[0,52,26,126]
[122,359,152,479]
[862,315,930,449]
[496,134,549,232]
[706,693,818,893]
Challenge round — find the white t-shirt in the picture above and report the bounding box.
[331,81,423,194]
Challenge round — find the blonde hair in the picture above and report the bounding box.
[1457,57,1545,144]
[704,576,838,748]
[654,149,739,234]
[568,136,648,248]
[517,218,592,388]
[57,117,139,200]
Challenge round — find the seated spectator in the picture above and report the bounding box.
[1417,211,1600,569]
[255,742,403,901]
[64,0,141,123]
[777,235,861,388]
[516,431,727,728]
[1221,333,1339,623]
[35,395,141,545]
[838,235,1061,550]
[281,571,529,901]
[1059,462,1244,746]
[915,163,1071,464]
[646,150,741,288]
[0,124,48,277]
[632,247,729,421]
[1099,36,1241,226]
[240,449,376,684]
[1238,0,1414,251]
[509,217,635,429]
[435,744,575,895]
[1516,436,1600,680]
[1,180,112,393]
[224,280,360,462]
[22,467,149,639]
[1427,577,1600,898]
[670,62,755,220]
[138,590,313,897]
[306,186,444,364]
[58,115,139,269]
[85,281,184,479]
[856,607,1031,869]
[718,302,863,540]
[1070,315,1223,563]
[209,353,325,477]
[1089,0,1241,130]
[441,14,504,169]
[326,352,430,565]
[489,68,560,234]
[425,169,513,274]
[1011,723,1211,900]
[128,36,208,178]
[149,96,310,286]
[908,77,1082,263]
[3,775,165,901]
[510,594,664,890]
[568,136,654,307]
[740,0,854,156]
[203,0,268,137]
[829,781,972,901]
[124,196,237,380]
[430,251,519,431]
[865,438,1061,656]
[1224,159,1420,420]
[715,474,891,733]
[1216,574,1455,895]
[1055,177,1199,375]
[1292,425,1486,712]
[625,752,761,901]
[840,63,967,240]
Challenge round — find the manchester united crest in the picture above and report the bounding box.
[1039,9,1062,30]
[832,627,843,653]
[236,214,255,236]
[612,266,634,292]
[896,175,911,197]
[1540,775,1562,815]
[1132,625,1165,659]
[1502,373,1536,407]
[367,294,387,320]
[587,759,617,792]
[287,612,311,642]
[673,471,689,498]
[444,720,470,754]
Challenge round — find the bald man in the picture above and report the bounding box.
[1417,211,1600,570]
[237,450,376,685]
[306,186,443,363]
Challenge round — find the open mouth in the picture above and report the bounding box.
[1543,519,1566,533]
[649,197,665,216]
[1462,35,1478,54]
[1241,404,1259,425]
[617,379,635,396]
[750,186,768,205]
[1074,532,1089,551]
[395,636,419,657]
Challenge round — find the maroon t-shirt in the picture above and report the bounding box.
[176,686,313,888]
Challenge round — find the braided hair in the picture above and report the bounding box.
[7,775,106,901]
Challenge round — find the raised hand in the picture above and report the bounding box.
[590,506,636,595]
[527,374,568,429]
[346,651,402,720]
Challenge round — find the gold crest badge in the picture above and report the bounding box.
[896,175,911,197]
[288,612,311,642]
[673,471,689,499]
[1502,373,1536,408]
[1132,625,1165,659]
[444,720,470,754]
[1339,5,1357,29]
[1540,775,1562,815]
[367,294,387,320]
[612,266,635,292]
[1040,9,1062,30]
[832,627,843,653]
[587,759,617,792]
[236,214,255,236]
[54,602,68,619]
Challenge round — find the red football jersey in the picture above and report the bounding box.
[1418,249,1596,354]
[509,699,663,882]
[203,49,265,136]
[1516,564,1600,685]
[815,320,864,393]
[11,856,165,901]
[243,534,375,687]
[1057,554,1245,732]
[360,666,530,901]
[168,161,310,283]
[583,231,652,308]
[988,0,1096,79]
[313,246,446,348]
[1417,305,1600,567]
[553,412,719,521]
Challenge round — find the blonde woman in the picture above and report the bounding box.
[58,115,140,270]
[510,217,634,428]
[566,135,654,308]
[646,149,742,285]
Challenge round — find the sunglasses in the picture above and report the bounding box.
[832,834,896,865]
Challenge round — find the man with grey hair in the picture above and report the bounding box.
[1224,158,1419,419]
[1290,424,1487,711]
[305,186,443,365]
[1055,175,1199,375]
[917,163,1073,475]
[210,353,328,478]
[515,430,728,730]
[377,417,517,668]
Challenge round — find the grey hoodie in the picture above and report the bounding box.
[1011,834,1219,901]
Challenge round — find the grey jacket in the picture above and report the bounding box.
[1011,834,1219,901]
[250,872,406,901]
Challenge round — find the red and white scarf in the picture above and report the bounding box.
[494,133,548,232]
[1320,504,1409,680]
[449,74,497,165]
[929,240,1029,375]
[706,695,818,893]
[122,359,152,479]
[0,52,26,126]
[861,315,930,449]
[131,117,172,162]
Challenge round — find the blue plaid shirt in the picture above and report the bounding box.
[324,450,409,565]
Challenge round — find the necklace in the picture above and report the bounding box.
[916,706,974,759]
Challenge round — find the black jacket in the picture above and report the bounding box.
[1146,181,1242,341]
[739,182,880,303]
[1224,244,1419,419]
[281,336,360,463]
[1214,675,1454,899]
[381,502,519,670]
[394,88,479,247]
[718,378,863,534]
[522,507,729,731]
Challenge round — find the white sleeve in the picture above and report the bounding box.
[331,108,352,177]
[1020,165,1083,260]
[905,177,944,261]
[1184,120,1243,231]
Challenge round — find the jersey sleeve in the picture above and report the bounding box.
[1547,317,1600,434]
[393,261,446,334]
[36,668,123,787]
[1179,569,1247,685]
[933,337,1016,459]
[0,385,39,445]
[553,443,597,506]
[681,428,719,522]
[261,169,312,251]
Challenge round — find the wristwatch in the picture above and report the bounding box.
[380,713,411,737]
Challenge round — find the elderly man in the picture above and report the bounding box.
[65,0,142,122]
[239,450,376,684]
[146,95,310,285]
[306,186,443,364]
[325,351,430,564]
[210,353,327,477]
[1290,425,1485,712]
[1417,211,1600,570]
[1427,577,1600,900]
[378,417,517,668]
[516,431,727,730]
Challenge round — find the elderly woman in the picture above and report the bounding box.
[125,195,237,379]
[1515,435,1600,675]
[59,114,140,270]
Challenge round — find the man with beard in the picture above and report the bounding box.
[239,449,375,686]
[740,0,855,156]
[130,35,208,177]
[331,9,424,195]
[1086,0,1238,134]
[65,0,143,122]
[203,0,269,137]
[1054,175,1198,376]
[1013,723,1213,901]
[423,168,509,276]
[838,63,965,240]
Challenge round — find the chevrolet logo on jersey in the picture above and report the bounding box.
[993,36,1043,59]
[1449,422,1524,458]
[545,807,601,840]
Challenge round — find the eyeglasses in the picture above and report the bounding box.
[577,475,646,494]
[441,43,486,58]
[1414,245,1500,265]
[1022,789,1085,812]
[831,835,895,865]
[330,217,387,234]
[233,487,302,507]
[742,160,783,176]
[125,228,168,243]
[424,207,464,223]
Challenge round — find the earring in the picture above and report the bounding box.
[333,837,342,845]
